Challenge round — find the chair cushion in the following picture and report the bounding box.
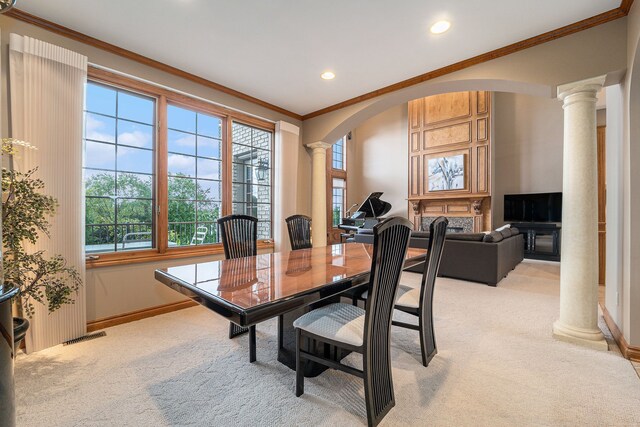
[361,284,420,309]
[293,303,365,347]
[395,284,420,309]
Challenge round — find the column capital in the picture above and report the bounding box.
[557,75,606,101]
[306,141,332,151]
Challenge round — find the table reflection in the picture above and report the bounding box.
[160,243,423,310]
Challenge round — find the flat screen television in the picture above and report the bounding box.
[503,192,562,222]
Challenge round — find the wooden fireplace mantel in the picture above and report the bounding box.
[409,196,491,232]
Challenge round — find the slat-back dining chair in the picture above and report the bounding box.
[218,214,259,363]
[293,217,413,427]
[285,214,312,250]
[392,216,448,367]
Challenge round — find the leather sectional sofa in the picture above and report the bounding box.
[354,227,524,286]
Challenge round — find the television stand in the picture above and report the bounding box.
[512,222,561,262]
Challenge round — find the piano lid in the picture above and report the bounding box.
[355,192,392,218]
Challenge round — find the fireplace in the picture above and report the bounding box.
[409,196,491,233]
[421,216,474,233]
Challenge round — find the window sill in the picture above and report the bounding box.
[86,240,275,268]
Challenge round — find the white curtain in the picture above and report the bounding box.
[9,34,87,352]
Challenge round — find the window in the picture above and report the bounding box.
[332,136,345,170]
[328,134,348,241]
[83,68,274,264]
[167,104,223,247]
[332,178,346,227]
[84,82,156,253]
[232,122,272,239]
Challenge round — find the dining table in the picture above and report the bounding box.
[154,242,426,376]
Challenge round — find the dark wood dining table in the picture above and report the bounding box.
[154,242,426,376]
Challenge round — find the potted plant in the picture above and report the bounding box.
[1,138,82,348]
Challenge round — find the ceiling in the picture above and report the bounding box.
[16,0,621,116]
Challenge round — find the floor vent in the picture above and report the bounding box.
[63,331,106,346]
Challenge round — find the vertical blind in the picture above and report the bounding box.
[9,34,88,352]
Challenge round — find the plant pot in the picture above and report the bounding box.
[12,317,29,349]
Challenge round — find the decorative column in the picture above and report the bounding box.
[274,121,300,252]
[306,141,332,247]
[553,76,607,350]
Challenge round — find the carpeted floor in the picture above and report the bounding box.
[14,261,640,426]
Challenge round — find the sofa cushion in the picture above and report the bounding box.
[447,233,485,242]
[499,229,512,239]
[483,231,504,243]
[411,231,430,239]
[510,227,520,236]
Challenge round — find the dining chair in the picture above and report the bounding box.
[293,216,412,427]
[285,214,312,250]
[217,214,259,363]
[392,216,448,367]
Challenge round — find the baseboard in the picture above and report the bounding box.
[601,304,640,362]
[87,300,198,333]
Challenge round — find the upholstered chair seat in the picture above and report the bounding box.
[361,283,420,309]
[294,217,414,427]
[394,285,420,309]
[293,303,365,347]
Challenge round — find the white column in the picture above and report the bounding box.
[553,76,607,350]
[306,141,332,247]
[274,121,300,252]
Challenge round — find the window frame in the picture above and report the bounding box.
[230,120,274,240]
[327,135,348,242]
[84,80,159,255]
[86,67,274,268]
[332,136,346,170]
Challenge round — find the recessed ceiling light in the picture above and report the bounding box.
[321,71,335,80]
[430,20,451,34]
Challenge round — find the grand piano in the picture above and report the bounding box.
[338,192,392,240]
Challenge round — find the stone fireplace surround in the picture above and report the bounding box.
[421,216,474,233]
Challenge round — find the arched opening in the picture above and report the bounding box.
[309,79,554,145]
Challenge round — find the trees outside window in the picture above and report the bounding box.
[83,70,274,263]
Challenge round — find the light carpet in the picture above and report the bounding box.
[14,261,640,426]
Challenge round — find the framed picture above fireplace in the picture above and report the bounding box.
[427,153,466,192]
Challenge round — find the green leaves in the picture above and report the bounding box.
[2,165,82,317]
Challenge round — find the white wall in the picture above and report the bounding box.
[492,92,564,227]
[349,105,408,218]
[606,84,624,325]
[623,1,640,346]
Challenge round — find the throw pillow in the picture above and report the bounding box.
[483,231,504,243]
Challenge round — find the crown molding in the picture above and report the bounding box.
[3,1,634,123]
[4,8,303,121]
[302,2,634,120]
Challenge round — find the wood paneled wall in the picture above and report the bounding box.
[408,91,492,231]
